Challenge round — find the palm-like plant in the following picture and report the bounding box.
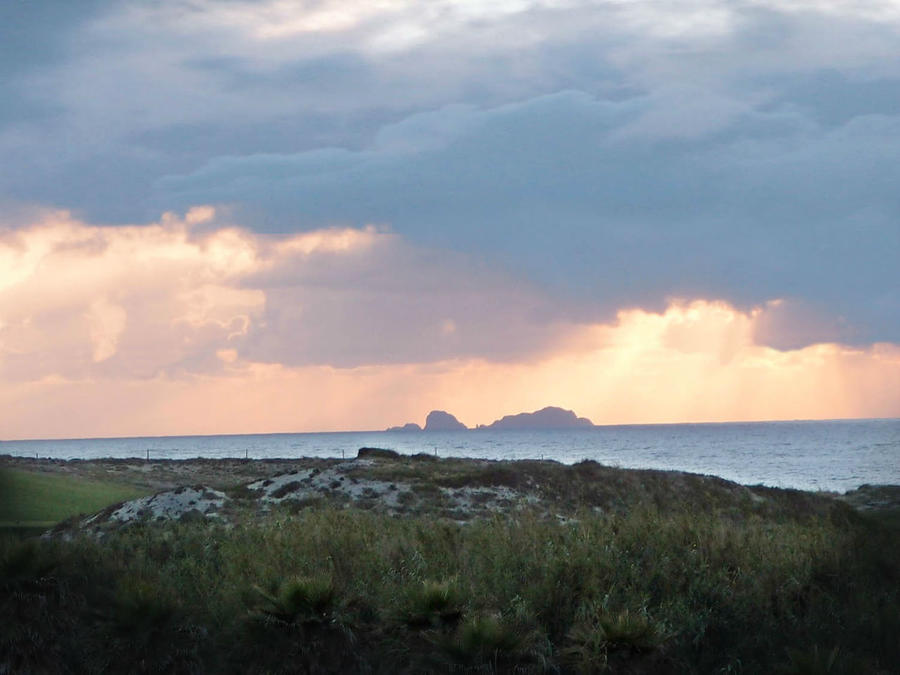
[253,574,335,626]
[564,605,669,672]
[398,578,463,628]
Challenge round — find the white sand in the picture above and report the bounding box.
[84,486,229,526]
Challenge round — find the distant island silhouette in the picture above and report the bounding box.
[384,422,423,432]
[386,410,467,431]
[476,406,594,430]
[386,406,594,431]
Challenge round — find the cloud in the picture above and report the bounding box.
[157,91,900,345]
[1,0,898,354]
[0,209,576,383]
[1,209,898,440]
[2,297,898,440]
[86,298,127,362]
[0,208,267,380]
[4,0,900,220]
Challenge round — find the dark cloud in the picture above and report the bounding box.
[1,1,899,350]
[768,70,900,126]
[0,0,111,78]
[157,90,900,344]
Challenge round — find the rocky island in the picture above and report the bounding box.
[476,406,594,430]
[387,405,594,432]
[387,409,468,431]
[385,422,423,432]
[424,410,467,431]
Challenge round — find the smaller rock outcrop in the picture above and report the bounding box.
[386,422,423,432]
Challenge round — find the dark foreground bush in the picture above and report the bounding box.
[1,505,897,674]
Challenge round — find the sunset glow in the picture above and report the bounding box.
[2,0,898,439]
[1,212,896,440]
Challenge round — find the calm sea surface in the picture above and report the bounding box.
[3,419,898,493]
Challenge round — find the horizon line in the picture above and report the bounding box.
[2,415,898,444]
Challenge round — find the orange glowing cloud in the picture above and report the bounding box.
[0,210,898,440]
[426,302,900,427]
[0,207,381,381]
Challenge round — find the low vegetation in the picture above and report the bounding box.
[1,454,898,673]
[0,467,146,532]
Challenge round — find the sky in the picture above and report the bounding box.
[1,0,899,439]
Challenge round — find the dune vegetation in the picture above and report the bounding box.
[1,454,898,673]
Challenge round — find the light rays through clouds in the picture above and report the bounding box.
[1,0,899,436]
[0,209,897,439]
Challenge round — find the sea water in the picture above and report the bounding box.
[2,418,898,493]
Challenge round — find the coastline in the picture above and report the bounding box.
[3,417,897,494]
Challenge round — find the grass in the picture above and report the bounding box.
[1,456,898,672]
[397,577,463,627]
[0,468,146,530]
[1,502,897,673]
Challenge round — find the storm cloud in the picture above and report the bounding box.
[1,0,899,357]
[158,91,900,345]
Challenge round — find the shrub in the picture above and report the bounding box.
[357,447,400,460]
[564,605,669,672]
[270,481,302,499]
[398,577,463,628]
[253,574,335,625]
[433,612,529,670]
[0,538,56,589]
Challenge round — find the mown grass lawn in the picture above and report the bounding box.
[0,468,146,529]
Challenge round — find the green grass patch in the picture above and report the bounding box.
[0,468,146,527]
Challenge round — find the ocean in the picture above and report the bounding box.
[2,418,898,493]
